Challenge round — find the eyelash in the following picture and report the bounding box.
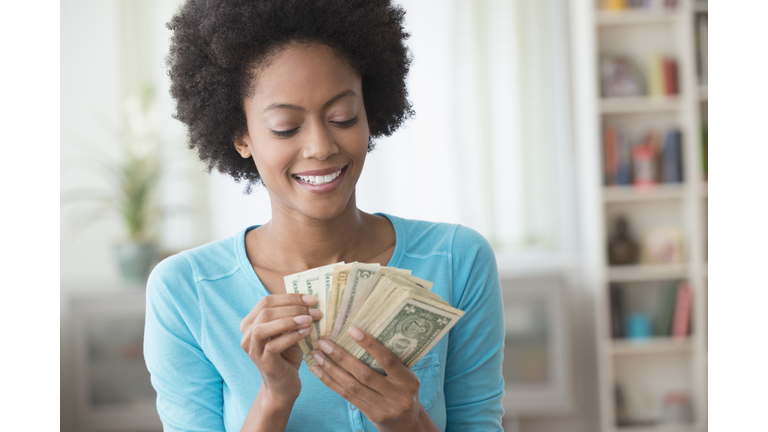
[271,116,359,138]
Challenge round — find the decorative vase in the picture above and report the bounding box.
[113,242,158,286]
[608,215,639,265]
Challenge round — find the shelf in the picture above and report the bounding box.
[609,337,693,356]
[600,96,681,114]
[595,10,681,26]
[616,425,697,432]
[603,185,685,203]
[607,264,687,282]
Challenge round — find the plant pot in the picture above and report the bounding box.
[113,242,158,286]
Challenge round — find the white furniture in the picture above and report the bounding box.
[67,288,162,431]
[500,273,573,416]
[570,1,708,431]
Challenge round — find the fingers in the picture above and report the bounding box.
[240,294,317,331]
[263,325,313,354]
[309,340,388,407]
[308,354,384,411]
[241,315,313,353]
[257,305,322,325]
[346,328,410,380]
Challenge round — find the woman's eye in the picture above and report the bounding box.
[271,127,300,138]
[332,117,359,128]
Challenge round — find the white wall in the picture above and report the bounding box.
[60,0,123,290]
[61,1,122,430]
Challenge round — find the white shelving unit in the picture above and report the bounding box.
[571,1,708,431]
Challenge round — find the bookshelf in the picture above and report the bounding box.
[571,1,707,431]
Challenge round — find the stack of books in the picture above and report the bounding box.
[648,54,679,97]
[609,281,692,339]
[603,127,683,186]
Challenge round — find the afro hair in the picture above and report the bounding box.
[166,0,414,188]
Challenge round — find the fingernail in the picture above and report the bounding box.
[298,327,311,335]
[311,351,325,366]
[350,328,364,341]
[309,308,322,319]
[303,295,317,305]
[311,366,323,378]
[293,315,311,325]
[318,340,333,354]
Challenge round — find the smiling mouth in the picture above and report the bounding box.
[292,167,346,185]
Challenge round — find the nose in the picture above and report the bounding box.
[301,118,339,161]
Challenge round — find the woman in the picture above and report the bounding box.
[144,1,505,431]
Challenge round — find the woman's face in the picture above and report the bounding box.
[235,43,370,220]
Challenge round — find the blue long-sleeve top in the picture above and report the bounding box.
[144,213,505,431]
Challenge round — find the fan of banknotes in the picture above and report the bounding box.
[283,262,464,374]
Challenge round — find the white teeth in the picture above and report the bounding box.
[295,169,343,185]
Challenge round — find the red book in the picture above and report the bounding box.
[664,57,678,95]
[604,127,618,185]
[672,281,692,338]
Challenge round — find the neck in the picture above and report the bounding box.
[257,191,372,272]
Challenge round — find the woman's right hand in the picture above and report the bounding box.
[240,294,320,404]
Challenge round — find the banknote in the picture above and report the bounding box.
[330,263,380,338]
[285,263,464,373]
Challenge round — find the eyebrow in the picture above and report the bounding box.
[263,89,357,113]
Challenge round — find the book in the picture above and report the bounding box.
[661,129,683,183]
[604,127,619,185]
[655,283,679,336]
[663,57,678,95]
[610,284,624,338]
[672,281,692,338]
[616,128,632,185]
[701,123,708,180]
[648,53,664,97]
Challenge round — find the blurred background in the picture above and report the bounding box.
[60,0,709,431]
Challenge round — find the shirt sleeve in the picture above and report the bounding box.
[144,253,226,432]
[444,226,505,431]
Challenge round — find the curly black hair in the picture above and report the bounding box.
[166,0,414,188]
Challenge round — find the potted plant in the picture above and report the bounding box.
[63,85,162,285]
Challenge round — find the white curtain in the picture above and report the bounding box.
[190,0,576,256]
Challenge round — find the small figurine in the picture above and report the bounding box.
[608,216,639,265]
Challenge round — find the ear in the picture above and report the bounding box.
[234,135,252,158]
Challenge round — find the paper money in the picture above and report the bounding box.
[284,262,343,352]
[283,272,313,355]
[284,264,464,374]
[325,263,355,339]
[330,263,381,338]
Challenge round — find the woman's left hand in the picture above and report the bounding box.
[309,328,440,432]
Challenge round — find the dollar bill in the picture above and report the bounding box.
[359,298,463,374]
[287,263,342,351]
[330,263,380,338]
[325,263,354,339]
[283,272,313,355]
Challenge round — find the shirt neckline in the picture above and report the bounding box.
[235,212,405,296]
